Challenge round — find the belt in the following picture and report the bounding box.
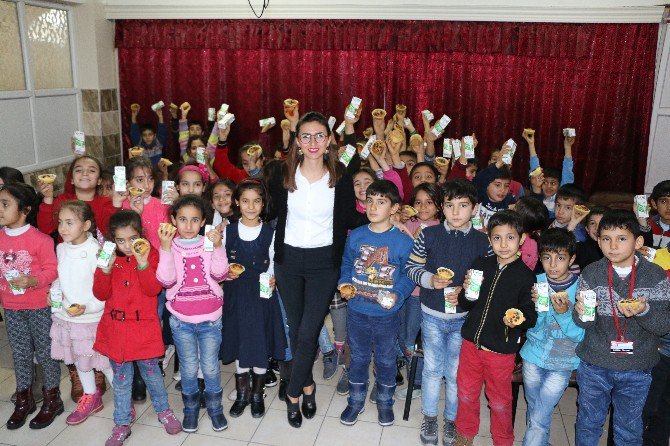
[110,309,140,321]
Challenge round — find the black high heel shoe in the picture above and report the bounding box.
[285,397,302,428]
[301,383,317,419]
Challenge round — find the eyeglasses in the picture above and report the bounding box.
[299,132,326,144]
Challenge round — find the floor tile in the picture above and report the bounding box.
[251,408,324,446]
[315,416,382,446]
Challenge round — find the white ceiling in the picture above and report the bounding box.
[101,0,666,22]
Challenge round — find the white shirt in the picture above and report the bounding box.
[284,166,335,248]
[225,222,276,275]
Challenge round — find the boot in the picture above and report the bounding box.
[198,378,206,409]
[250,373,266,418]
[95,369,107,396]
[29,387,64,429]
[229,373,250,418]
[454,432,474,446]
[131,362,146,403]
[7,387,36,430]
[376,383,396,427]
[301,382,317,419]
[277,360,292,402]
[265,359,278,387]
[204,390,227,431]
[181,392,200,433]
[68,364,83,403]
[11,365,44,404]
[340,381,367,426]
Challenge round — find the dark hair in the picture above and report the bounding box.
[399,150,418,162]
[99,167,114,183]
[515,197,550,235]
[556,184,586,205]
[186,135,207,153]
[108,209,143,240]
[140,123,156,134]
[542,167,561,182]
[466,156,480,168]
[409,162,439,183]
[1,182,39,226]
[207,178,236,201]
[283,111,342,192]
[538,227,577,257]
[495,165,512,181]
[353,167,377,182]
[170,194,207,220]
[0,167,25,184]
[650,180,670,202]
[487,209,524,236]
[366,179,402,206]
[233,179,269,221]
[597,209,642,238]
[68,156,103,188]
[411,183,443,221]
[442,178,478,206]
[60,200,97,236]
[125,155,154,180]
[188,120,203,131]
[585,205,610,226]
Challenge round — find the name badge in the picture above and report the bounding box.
[610,340,634,354]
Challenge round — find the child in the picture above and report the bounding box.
[399,150,418,174]
[573,209,670,446]
[353,168,376,214]
[525,131,575,219]
[212,119,250,183]
[175,163,209,197]
[455,210,537,446]
[640,180,670,249]
[174,102,214,159]
[474,144,516,228]
[485,150,524,199]
[0,183,63,430]
[157,195,229,432]
[576,205,608,271]
[220,180,287,418]
[97,168,114,198]
[130,103,167,165]
[548,184,588,242]
[207,178,236,228]
[50,201,114,425]
[405,178,490,446]
[93,210,181,445]
[37,156,116,242]
[514,197,550,272]
[338,179,415,427]
[410,162,439,188]
[520,228,584,446]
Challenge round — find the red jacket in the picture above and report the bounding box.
[38,193,116,239]
[93,249,164,363]
[213,144,249,183]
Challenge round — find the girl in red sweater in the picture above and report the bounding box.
[0,183,63,430]
[93,210,181,445]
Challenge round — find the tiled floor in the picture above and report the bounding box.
[0,320,609,446]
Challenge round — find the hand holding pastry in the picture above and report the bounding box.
[158,223,177,251]
[550,292,570,314]
[617,297,647,317]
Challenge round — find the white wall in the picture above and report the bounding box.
[646,22,670,193]
[102,0,664,22]
[73,0,117,90]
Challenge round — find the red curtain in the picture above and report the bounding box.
[116,20,657,193]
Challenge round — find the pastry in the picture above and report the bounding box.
[573,204,590,219]
[131,238,150,256]
[128,186,145,197]
[229,263,245,275]
[395,104,407,114]
[339,283,357,298]
[246,145,263,157]
[129,147,144,157]
[283,99,299,116]
[436,267,455,280]
[389,129,405,144]
[404,205,418,217]
[371,140,385,156]
[180,102,190,109]
[66,304,82,315]
[409,134,423,147]
[159,222,176,232]
[524,128,535,136]
[505,308,526,326]
[530,167,543,177]
[372,108,387,119]
[159,158,173,167]
[130,103,140,111]
[38,174,57,184]
[619,298,642,312]
[434,157,449,168]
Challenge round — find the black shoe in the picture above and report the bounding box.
[198,378,206,409]
[285,398,302,428]
[250,373,266,418]
[278,378,288,402]
[301,383,317,419]
[395,359,405,386]
[269,358,280,374]
[132,363,147,403]
[265,369,278,387]
[229,373,250,418]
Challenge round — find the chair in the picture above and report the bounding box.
[402,336,423,421]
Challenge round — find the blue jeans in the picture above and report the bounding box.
[347,308,400,387]
[421,312,464,420]
[169,315,222,395]
[318,324,334,354]
[522,360,571,446]
[576,361,653,446]
[110,358,168,425]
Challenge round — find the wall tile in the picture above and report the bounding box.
[83,111,102,136]
[81,89,100,112]
[103,133,121,158]
[101,111,119,136]
[101,88,118,112]
[105,154,121,168]
[85,134,104,159]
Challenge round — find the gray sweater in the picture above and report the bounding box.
[572,256,670,371]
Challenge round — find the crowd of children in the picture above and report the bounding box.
[0,99,669,446]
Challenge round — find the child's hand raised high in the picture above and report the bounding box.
[130,103,140,116]
[179,102,191,119]
[522,129,535,144]
[529,171,544,194]
[218,121,232,141]
[261,120,276,133]
[169,103,179,119]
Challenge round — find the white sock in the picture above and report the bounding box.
[76,367,96,395]
[101,368,114,389]
[252,367,267,375]
[197,366,204,379]
[235,360,250,374]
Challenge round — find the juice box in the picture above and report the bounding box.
[4,270,25,295]
[218,113,235,129]
[335,121,346,135]
[465,269,484,300]
[422,110,434,121]
[50,284,63,313]
[563,128,576,137]
[535,282,550,312]
[580,290,597,322]
[217,104,229,120]
[444,286,457,314]
[443,138,453,158]
[260,272,272,299]
[452,139,462,158]
[431,114,451,137]
[502,138,517,164]
[463,135,475,158]
[635,195,649,218]
[208,107,216,121]
[360,135,376,160]
[161,180,175,205]
[345,96,362,120]
[339,145,357,167]
[97,241,116,268]
[73,130,86,155]
[114,166,126,192]
[151,101,165,112]
[204,225,214,252]
[259,117,276,127]
[471,213,483,230]
[328,116,337,130]
[196,147,206,165]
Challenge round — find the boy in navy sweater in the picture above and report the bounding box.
[338,180,415,427]
[405,179,490,446]
[474,144,516,228]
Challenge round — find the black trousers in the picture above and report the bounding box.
[275,245,339,398]
[643,353,670,446]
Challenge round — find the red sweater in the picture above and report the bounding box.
[38,193,116,239]
[213,144,249,183]
[0,226,57,310]
[93,249,164,362]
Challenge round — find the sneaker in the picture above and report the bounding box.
[336,368,349,396]
[443,418,457,446]
[322,350,338,380]
[420,415,439,446]
[265,369,278,387]
[157,409,182,435]
[269,358,280,374]
[395,386,421,400]
[105,425,131,446]
[66,391,103,425]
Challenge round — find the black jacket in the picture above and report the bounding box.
[459,255,537,354]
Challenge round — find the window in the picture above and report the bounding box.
[0,0,79,172]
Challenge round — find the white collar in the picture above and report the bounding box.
[4,224,30,236]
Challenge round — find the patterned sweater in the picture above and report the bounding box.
[157,236,229,323]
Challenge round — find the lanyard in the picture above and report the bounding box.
[607,262,635,341]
